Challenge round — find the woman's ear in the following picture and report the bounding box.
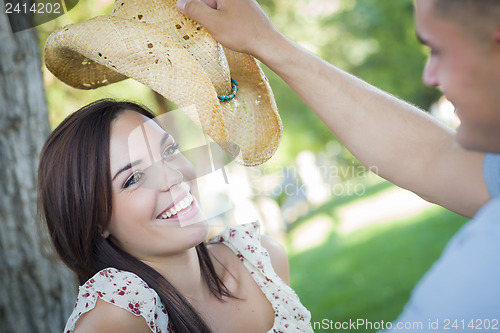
[100,229,111,239]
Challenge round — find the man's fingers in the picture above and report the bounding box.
[177,0,217,21]
[176,0,275,56]
[204,0,217,9]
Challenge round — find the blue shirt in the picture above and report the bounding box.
[386,154,500,332]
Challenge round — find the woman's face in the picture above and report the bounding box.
[105,110,208,262]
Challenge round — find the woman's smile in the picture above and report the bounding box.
[107,110,209,259]
[157,192,194,219]
[155,192,202,225]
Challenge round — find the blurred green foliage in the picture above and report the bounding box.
[322,0,441,107]
[286,182,469,332]
[38,0,441,165]
[259,0,441,166]
[35,2,457,328]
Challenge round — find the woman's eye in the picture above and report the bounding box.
[123,171,144,189]
[162,143,180,159]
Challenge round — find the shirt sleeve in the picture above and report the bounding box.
[484,153,500,198]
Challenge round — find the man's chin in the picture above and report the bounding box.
[456,126,500,154]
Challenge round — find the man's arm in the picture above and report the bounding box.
[179,0,490,217]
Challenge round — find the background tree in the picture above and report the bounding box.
[0,7,75,333]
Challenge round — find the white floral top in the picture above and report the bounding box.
[64,222,313,333]
[208,222,313,333]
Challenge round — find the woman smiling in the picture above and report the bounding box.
[38,100,312,333]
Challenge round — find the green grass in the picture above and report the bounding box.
[285,183,469,332]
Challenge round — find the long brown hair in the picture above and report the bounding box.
[38,99,231,332]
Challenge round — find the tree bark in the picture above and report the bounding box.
[0,9,76,333]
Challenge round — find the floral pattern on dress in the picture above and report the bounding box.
[208,222,314,332]
[63,268,171,333]
[64,222,313,333]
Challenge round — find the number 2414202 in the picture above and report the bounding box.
[5,2,62,14]
[443,319,498,330]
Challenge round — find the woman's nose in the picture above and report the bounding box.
[144,159,183,191]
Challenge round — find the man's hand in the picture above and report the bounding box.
[177,0,490,218]
[177,0,282,59]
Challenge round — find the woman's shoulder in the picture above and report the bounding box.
[260,234,290,285]
[207,221,262,246]
[207,222,290,284]
[72,297,152,333]
[79,268,162,308]
[81,267,152,293]
[207,223,312,331]
[64,268,169,333]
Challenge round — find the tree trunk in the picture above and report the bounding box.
[0,9,76,333]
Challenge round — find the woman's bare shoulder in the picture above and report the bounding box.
[208,233,290,285]
[73,297,152,333]
[260,235,290,285]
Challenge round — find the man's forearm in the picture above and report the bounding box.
[258,35,488,217]
[178,0,490,217]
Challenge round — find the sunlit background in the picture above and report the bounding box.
[36,0,465,331]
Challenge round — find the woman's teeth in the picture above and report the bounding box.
[159,193,193,219]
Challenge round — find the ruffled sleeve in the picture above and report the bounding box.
[64,268,170,333]
[208,222,313,332]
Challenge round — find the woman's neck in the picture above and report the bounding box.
[142,247,210,303]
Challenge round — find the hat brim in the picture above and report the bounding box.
[44,15,281,166]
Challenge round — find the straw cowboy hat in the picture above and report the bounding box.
[44,0,282,166]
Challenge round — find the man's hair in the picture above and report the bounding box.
[433,0,500,42]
